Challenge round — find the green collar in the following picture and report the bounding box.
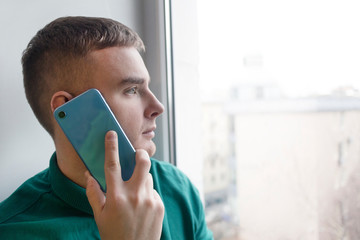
[49,152,93,216]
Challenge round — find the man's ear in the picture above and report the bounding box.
[50,91,74,113]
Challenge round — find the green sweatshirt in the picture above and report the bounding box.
[0,153,213,240]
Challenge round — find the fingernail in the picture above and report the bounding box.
[106,131,117,140]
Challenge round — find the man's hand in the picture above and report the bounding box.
[86,131,164,240]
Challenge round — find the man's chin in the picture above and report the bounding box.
[146,142,156,157]
[134,140,156,157]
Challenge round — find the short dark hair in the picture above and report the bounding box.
[22,16,145,137]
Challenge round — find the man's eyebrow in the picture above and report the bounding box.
[121,77,145,85]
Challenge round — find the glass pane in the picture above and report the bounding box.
[198,1,360,239]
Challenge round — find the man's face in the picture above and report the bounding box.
[84,47,164,157]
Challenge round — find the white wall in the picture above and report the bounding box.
[0,0,168,201]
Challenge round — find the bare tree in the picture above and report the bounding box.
[320,161,360,240]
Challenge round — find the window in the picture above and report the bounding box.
[172,0,360,239]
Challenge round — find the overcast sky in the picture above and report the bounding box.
[197,0,360,98]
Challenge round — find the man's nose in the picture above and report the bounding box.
[145,92,164,119]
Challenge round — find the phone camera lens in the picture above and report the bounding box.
[58,111,66,119]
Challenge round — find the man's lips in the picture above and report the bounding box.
[142,127,156,138]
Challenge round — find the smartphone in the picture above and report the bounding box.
[54,88,136,192]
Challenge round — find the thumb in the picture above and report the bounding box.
[85,171,105,217]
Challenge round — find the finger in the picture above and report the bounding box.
[130,149,151,185]
[104,131,122,194]
[151,190,165,240]
[152,189,165,219]
[85,171,105,217]
[145,173,154,192]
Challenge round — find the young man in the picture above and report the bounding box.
[0,16,213,240]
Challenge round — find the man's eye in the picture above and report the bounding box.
[126,87,138,95]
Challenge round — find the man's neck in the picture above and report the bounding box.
[54,140,88,189]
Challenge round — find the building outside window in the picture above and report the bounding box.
[172,0,360,239]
